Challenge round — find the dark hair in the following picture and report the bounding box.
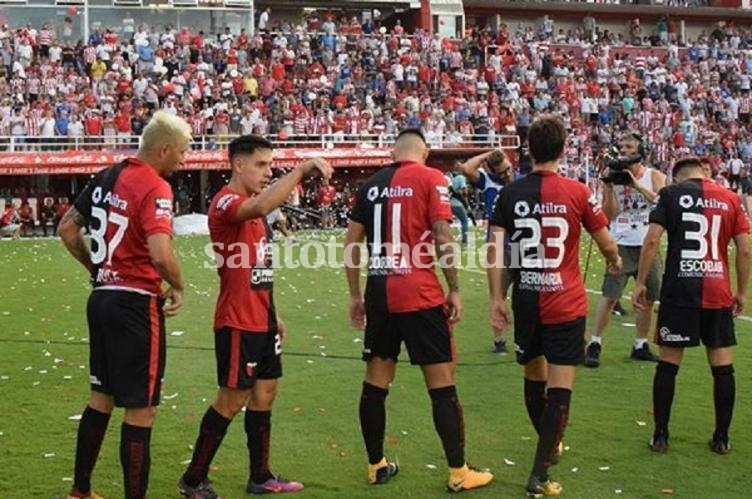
[527,114,566,165]
[396,127,426,144]
[672,157,704,179]
[228,134,273,162]
[622,130,648,159]
[486,150,506,168]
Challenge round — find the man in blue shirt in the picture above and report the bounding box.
[458,149,517,354]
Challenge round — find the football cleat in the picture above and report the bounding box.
[67,492,103,499]
[584,342,601,368]
[493,339,508,355]
[447,464,493,492]
[368,457,399,485]
[247,475,304,494]
[178,477,221,499]
[631,343,658,362]
[709,437,731,455]
[526,475,562,497]
[649,432,669,453]
[612,301,627,316]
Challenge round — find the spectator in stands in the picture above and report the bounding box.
[317,177,337,229]
[40,198,56,237]
[1,202,20,239]
[18,201,34,237]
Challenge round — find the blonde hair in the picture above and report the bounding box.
[140,111,192,152]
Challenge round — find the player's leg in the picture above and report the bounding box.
[631,254,660,362]
[527,363,574,497]
[361,357,399,484]
[359,309,400,485]
[244,329,302,494]
[707,347,735,453]
[704,307,737,454]
[69,292,115,499]
[650,346,683,452]
[179,386,249,497]
[407,307,492,492]
[650,303,694,452]
[587,283,621,367]
[110,293,167,499]
[526,318,583,497]
[68,392,113,499]
[523,356,548,435]
[180,328,257,497]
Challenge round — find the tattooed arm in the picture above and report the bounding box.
[58,207,92,273]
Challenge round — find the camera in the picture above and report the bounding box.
[599,148,642,185]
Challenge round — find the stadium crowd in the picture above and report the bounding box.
[2,10,752,234]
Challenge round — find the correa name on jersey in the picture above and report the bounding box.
[368,253,411,276]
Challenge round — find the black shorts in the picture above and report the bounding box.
[513,315,586,366]
[655,305,736,349]
[87,290,166,408]
[215,327,282,389]
[363,305,454,365]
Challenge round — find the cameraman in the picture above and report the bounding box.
[458,149,517,354]
[585,132,665,367]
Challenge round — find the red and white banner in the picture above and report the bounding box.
[0,148,394,175]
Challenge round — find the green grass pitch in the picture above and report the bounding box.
[0,228,750,498]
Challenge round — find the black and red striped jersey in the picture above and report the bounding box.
[491,170,608,324]
[650,178,749,308]
[350,161,453,313]
[74,158,173,295]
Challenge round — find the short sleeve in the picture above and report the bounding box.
[428,171,453,223]
[474,168,489,190]
[73,180,94,222]
[649,187,670,228]
[581,185,609,234]
[453,175,467,190]
[490,185,508,229]
[210,191,246,224]
[349,184,368,224]
[141,181,174,237]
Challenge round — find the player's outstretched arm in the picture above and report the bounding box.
[733,233,750,316]
[147,233,184,316]
[457,150,498,183]
[235,158,333,222]
[344,220,367,329]
[58,207,92,273]
[432,219,462,323]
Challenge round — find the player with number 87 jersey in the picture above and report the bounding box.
[58,111,190,499]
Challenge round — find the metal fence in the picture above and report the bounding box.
[0,133,521,153]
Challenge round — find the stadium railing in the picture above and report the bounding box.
[0,133,521,152]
